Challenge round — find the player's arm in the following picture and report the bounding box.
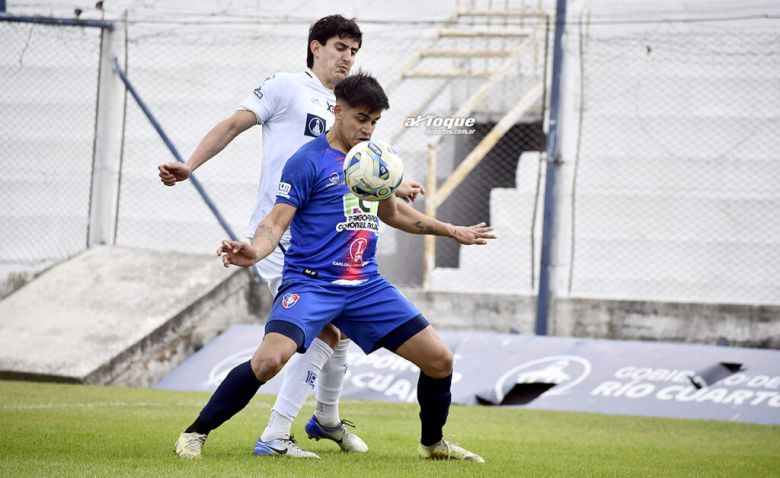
[217,203,297,267]
[377,199,495,245]
[159,110,257,186]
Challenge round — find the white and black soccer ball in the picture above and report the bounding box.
[343,139,404,201]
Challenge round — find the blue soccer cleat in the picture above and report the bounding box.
[253,435,320,459]
[305,415,369,453]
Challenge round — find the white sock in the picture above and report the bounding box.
[315,338,351,427]
[261,338,333,441]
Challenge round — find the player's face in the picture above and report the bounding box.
[335,104,382,149]
[311,36,360,89]
[341,106,382,149]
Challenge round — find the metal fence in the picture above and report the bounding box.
[2,8,779,307]
[0,20,101,279]
[565,18,780,305]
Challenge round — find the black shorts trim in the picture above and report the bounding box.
[374,314,430,353]
[264,320,306,352]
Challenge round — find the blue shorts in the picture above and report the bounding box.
[266,274,424,354]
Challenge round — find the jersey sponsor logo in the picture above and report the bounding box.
[281,293,300,309]
[332,236,370,269]
[309,97,336,114]
[277,181,292,199]
[336,194,379,232]
[349,237,368,266]
[304,113,326,137]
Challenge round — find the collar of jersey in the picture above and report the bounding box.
[304,69,335,96]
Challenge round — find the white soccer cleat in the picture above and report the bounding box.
[418,438,485,463]
[174,431,207,459]
[305,416,369,453]
[253,435,321,459]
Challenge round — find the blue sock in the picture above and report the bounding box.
[186,360,263,435]
[417,372,452,446]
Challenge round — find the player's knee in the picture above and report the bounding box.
[250,354,286,382]
[317,324,340,349]
[424,348,453,378]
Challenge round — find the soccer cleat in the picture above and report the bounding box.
[174,431,207,459]
[305,416,369,453]
[253,435,320,459]
[417,439,485,463]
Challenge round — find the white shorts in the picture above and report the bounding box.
[248,235,289,297]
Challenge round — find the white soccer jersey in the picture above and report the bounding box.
[239,70,335,292]
[240,70,336,238]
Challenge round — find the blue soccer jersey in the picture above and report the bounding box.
[275,134,380,284]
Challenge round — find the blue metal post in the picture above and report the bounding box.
[535,0,568,335]
[0,1,6,13]
[111,58,239,242]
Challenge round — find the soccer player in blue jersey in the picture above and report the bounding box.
[165,15,426,459]
[198,71,494,462]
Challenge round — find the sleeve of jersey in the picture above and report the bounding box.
[239,74,288,125]
[275,152,316,210]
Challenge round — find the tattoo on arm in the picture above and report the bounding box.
[412,220,437,235]
[257,225,279,249]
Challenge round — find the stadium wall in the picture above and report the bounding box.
[2,1,778,349]
[405,290,780,349]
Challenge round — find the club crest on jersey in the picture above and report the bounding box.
[305,113,326,137]
[281,293,300,309]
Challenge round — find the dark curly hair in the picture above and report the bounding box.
[334,70,389,113]
[307,15,362,68]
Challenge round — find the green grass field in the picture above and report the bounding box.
[0,380,778,477]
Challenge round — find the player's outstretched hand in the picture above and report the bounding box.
[451,222,496,245]
[158,162,191,186]
[217,240,259,268]
[395,179,426,203]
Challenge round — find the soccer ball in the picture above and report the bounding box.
[343,139,404,201]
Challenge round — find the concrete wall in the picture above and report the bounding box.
[405,289,780,350]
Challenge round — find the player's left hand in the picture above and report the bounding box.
[450,222,496,245]
[217,240,259,268]
[394,179,426,203]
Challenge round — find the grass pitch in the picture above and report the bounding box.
[0,380,778,477]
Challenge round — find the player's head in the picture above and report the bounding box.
[308,15,362,89]
[332,71,389,149]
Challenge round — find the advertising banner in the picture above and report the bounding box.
[156,325,780,425]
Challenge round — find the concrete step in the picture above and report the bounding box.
[0,246,268,386]
[430,151,544,292]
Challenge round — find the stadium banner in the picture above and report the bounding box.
[156,325,780,425]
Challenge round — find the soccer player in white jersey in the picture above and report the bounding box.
[160,16,422,459]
